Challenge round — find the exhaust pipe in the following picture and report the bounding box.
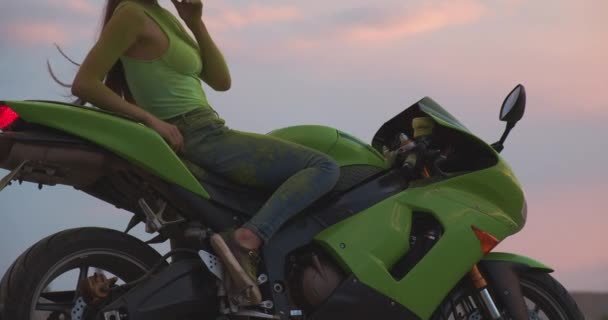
[0,133,13,164]
[0,133,123,188]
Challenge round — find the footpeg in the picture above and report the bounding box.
[259,300,274,310]
[200,250,224,280]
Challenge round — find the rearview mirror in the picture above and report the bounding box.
[500,84,526,124]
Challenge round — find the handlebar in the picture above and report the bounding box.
[396,146,448,179]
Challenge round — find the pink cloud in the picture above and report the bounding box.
[1,21,94,47]
[277,0,489,54]
[48,0,98,16]
[346,0,487,42]
[3,22,71,46]
[206,5,301,31]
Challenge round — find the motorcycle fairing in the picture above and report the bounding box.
[4,100,211,198]
[269,125,388,169]
[314,99,527,319]
[259,169,408,319]
[315,158,526,318]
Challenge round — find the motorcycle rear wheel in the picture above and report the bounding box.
[432,271,584,320]
[0,227,162,320]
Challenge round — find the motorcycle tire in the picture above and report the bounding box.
[432,270,584,319]
[0,227,163,320]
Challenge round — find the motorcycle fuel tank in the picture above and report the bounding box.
[268,125,388,169]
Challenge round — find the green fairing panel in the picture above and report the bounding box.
[268,125,337,153]
[433,159,526,231]
[268,125,388,169]
[414,97,526,229]
[315,96,527,318]
[484,252,553,272]
[315,167,519,319]
[5,100,209,198]
[315,164,524,318]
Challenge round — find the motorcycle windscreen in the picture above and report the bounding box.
[372,97,474,152]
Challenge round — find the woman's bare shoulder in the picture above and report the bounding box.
[112,1,148,20]
[93,1,149,45]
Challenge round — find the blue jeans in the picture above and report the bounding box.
[166,109,340,243]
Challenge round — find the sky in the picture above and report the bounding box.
[0,0,607,292]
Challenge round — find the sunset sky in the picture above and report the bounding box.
[0,0,606,292]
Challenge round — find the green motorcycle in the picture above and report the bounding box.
[0,85,584,320]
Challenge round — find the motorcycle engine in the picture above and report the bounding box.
[288,251,345,310]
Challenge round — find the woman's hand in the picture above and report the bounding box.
[171,0,203,28]
[145,116,185,154]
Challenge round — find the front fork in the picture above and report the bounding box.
[469,264,502,319]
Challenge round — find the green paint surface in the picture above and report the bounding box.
[6,100,209,198]
[484,252,553,272]
[316,155,526,318]
[269,125,388,168]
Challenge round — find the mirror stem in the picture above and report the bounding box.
[492,122,516,153]
[499,122,516,145]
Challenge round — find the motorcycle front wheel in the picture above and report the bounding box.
[432,271,585,320]
[0,227,163,320]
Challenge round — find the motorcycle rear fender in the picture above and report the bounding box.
[2,100,210,198]
[479,252,553,319]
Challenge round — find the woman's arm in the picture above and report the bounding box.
[72,4,150,122]
[72,3,185,152]
[189,21,232,91]
[171,0,231,91]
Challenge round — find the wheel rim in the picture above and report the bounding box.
[520,279,569,320]
[29,249,151,320]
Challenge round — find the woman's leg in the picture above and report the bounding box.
[184,128,340,241]
[179,123,340,304]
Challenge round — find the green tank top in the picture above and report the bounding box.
[116,1,221,121]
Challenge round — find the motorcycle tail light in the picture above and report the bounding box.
[472,226,499,255]
[0,104,19,130]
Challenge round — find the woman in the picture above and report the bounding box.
[71,0,340,306]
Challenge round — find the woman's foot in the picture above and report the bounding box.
[210,230,262,306]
